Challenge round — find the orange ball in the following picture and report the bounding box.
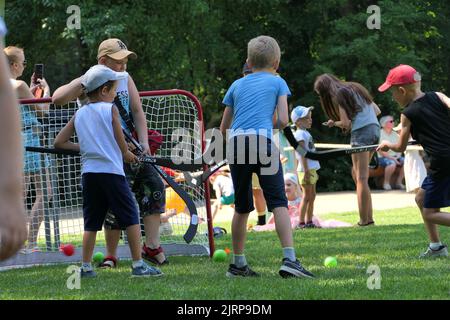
[165,187,185,213]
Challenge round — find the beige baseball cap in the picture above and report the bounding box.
[97,38,137,60]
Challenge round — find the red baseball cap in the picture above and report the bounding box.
[378,65,422,92]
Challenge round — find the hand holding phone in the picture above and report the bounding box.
[34,64,44,81]
[33,64,44,98]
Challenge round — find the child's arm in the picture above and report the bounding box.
[298,140,311,184]
[54,115,79,152]
[111,106,138,163]
[378,115,411,153]
[52,77,85,106]
[220,106,233,136]
[128,76,150,154]
[273,95,289,129]
[436,92,450,110]
[325,106,351,130]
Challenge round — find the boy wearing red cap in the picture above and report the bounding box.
[378,65,450,258]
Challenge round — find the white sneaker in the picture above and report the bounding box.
[394,184,406,190]
[419,245,448,259]
[383,183,392,191]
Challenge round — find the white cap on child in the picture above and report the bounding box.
[0,17,7,37]
[291,106,314,123]
[284,173,299,185]
[81,64,128,93]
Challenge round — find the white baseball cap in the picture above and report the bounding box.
[81,65,128,93]
[284,173,299,185]
[291,106,314,124]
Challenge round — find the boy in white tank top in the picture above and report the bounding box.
[54,65,162,278]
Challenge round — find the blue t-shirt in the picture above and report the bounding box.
[222,72,291,140]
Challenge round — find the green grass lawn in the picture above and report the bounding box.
[1,207,450,300]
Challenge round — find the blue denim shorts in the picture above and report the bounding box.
[350,124,380,147]
[379,156,405,167]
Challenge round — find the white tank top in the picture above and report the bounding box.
[74,102,125,176]
[115,77,131,130]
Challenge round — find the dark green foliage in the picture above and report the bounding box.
[5,0,449,191]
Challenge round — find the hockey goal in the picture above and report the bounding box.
[0,90,214,270]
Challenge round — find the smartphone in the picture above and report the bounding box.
[34,64,44,80]
[33,64,44,98]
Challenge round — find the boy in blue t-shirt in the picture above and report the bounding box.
[220,35,314,278]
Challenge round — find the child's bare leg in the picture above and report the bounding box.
[211,200,220,221]
[272,207,294,248]
[104,228,121,258]
[125,224,143,261]
[416,189,440,242]
[231,211,249,255]
[353,153,373,224]
[82,231,97,263]
[299,185,308,224]
[143,214,166,262]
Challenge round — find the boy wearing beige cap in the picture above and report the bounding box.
[378,64,450,258]
[53,39,168,268]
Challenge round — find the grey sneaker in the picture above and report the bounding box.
[80,268,97,278]
[419,245,448,259]
[131,262,163,277]
[226,264,260,278]
[279,258,315,279]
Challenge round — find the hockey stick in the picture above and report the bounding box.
[283,126,418,161]
[122,129,199,244]
[183,159,229,188]
[25,146,202,172]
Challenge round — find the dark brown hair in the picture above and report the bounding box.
[314,73,373,121]
[86,80,116,99]
[336,82,373,120]
[314,74,343,121]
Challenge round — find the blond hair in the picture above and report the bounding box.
[247,35,281,69]
[4,46,24,64]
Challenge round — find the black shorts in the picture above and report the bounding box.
[104,163,165,230]
[422,174,450,209]
[228,135,287,213]
[82,173,139,231]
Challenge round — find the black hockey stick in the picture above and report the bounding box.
[183,159,229,188]
[283,126,418,161]
[25,146,202,172]
[122,129,199,244]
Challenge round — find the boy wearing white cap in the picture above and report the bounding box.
[53,39,168,268]
[291,106,320,229]
[54,65,162,278]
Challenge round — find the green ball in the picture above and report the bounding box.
[324,256,338,268]
[93,252,105,263]
[212,249,227,262]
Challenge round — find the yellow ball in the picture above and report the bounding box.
[165,187,185,213]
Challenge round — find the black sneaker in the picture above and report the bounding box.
[226,264,260,278]
[279,258,315,279]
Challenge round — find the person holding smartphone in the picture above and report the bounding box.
[4,45,51,253]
